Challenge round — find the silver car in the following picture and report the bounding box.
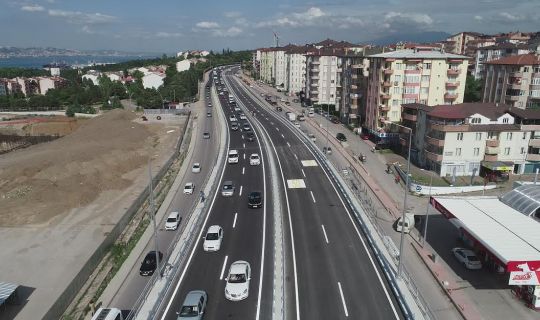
[221,181,234,197]
[225,261,251,301]
[177,290,207,319]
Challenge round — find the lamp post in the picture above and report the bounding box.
[148,155,161,277]
[422,165,434,247]
[326,104,330,152]
[386,121,412,278]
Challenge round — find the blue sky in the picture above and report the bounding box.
[1,0,539,53]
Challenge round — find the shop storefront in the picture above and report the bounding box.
[480,161,513,182]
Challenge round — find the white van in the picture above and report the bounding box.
[395,214,416,234]
[91,308,124,320]
[228,150,239,164]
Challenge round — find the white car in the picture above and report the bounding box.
[234,106,241,112]
[249,153,261,166]
[228,150,239,164]
[183,182,195,195]
[225,261,251,301]
[239,114,247,120]
[308,133,316,142]
[221,181,234,197]
[192,163,201,173]
[165,211,180,230]
[229,115,238,122]
[452,248,482,270]
[203,225,223,252]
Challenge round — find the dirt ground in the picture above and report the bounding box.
[0,109,178,226]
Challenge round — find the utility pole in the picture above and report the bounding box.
[148,156,161,277]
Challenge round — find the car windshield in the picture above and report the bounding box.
[180,305,198,316]
[206,232,219,240]
[223,185,232,190]
[251,155,258,160]
[467,255,479,261]
[166,217,177,223]
[228,273,246,283]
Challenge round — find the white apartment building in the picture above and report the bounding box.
[258,49,275,84]
[286,47,308,95]
[305,51,344,107]
[176,59,191,72]
[142,73,165,89]
[473,43,530,80]
[365,47,469,136]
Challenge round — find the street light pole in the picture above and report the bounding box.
[326,104,330,152]
[422,167,433,247]
[396,124,412,278]
[148,156,161,277]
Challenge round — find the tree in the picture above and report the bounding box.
[464,75,482,102]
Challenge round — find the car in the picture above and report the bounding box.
[360,133,370,140]
[165,211,181,230]
[294,121,300,128]
[229,115,238,122]
[203,225,223,252]
[192,163,201,173]
[242,123,251,131]
[225,261,251,301]
[308,133,316,142]
[249,153,261,165]
[221,181,234,197]
[248,191,263,208]
[183,182,195,195]
[206,112,212,118]
[234,106,241,112]
[323,146,332,154]
[276,106,282,112]
[336,133,347,142]
[202,132,210,139]
[228,150,239,164]
[246,132,255,141]
[139,251,163,276]
[331,117,340,124]
[207,103,212,107]
[239,114,247,120]
[177,290,207,319]
[452,248,482,270]
[231,122,239,131]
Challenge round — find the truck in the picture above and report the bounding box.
[287,112,297,122]
[395,213,417,234]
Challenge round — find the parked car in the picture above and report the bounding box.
[336,133,347,142]
[192,163,201,173]
[308,133,316,142]
[139,251,163,276]
[183,182,195,195]
[248,191,263,208]
[165,211,181,230]
[203,225,223,252]
[249,153,261,166]
[177,290,207,319]
[331,117,340,124]
[225,261,251,301]
[452,248,482,270]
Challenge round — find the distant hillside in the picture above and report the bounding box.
[368,31,451,46]
[0,46,159,58]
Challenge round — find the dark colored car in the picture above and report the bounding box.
[248,191,263,208]
[360,133,370,140]
[246,132,256,141]
[331,117,340,124]
[336,133,347,142]
[140,251,163,276]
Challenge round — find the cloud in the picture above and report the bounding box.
[195,21,220,29]
[474,15,483,21]
[497,12,524,22]
[21,4,45,12]
[212,26,243,37]
[255,6,367,29]
[155,31,183,38]
[224,11,241,18]
[48,9,117,25]
[382,12,433,31]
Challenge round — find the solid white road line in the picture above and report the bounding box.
[338,282,349,317]
[220,255,229,280]
[242,167,245,175]
[239,185,243,196]
[301,169,306,177]
[310,190,316,203]
[233,213,238,228]
[321,225,329,244]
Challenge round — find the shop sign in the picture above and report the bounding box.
[509,270,540,285]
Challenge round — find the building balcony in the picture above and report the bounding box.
[352,74,358,79]
[351,84,358,89]
[404,69,421,74]
[379,105,390,112]
[508,83,523,90]
[379,116,387,123]
[311,69,320,73]
[425,150,443,162]
[383,81,392,87]
[426,136,445,147]
[444,92,458,100]
[510,71,523,78]
[484,154,498,161]
[311,76,319,80]
[400,137,409,146]
[506,95,520,101]
[486,139,499,147]
[447,69,461,76]
[526,153,540,161]
[529,138,540,148]
[445,81,460,88]
[380,92,391,100]
[402,113,417,121]
[351,93,361,99]
[485,146,499,155]
[429,123,468,132]
[383,69,393,75]
[311,61,320,65]
[311,83,318,87]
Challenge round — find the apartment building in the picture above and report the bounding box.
[258,48,276,84]
[305,49,345,108]
[482,53,540,109]
[445,32,485,55]
[286,46,308,95]
[401,102,540,177]
[0,79,7,96]
[364,47,469,141]
[473,43,531,80]
[37,77,67,94]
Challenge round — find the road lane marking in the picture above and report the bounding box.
[242,135,244,140]
[321,225,329,244]
[301,169,306,177]
[276,127,279,131]
[233,213,238,228]
[239,185,243,196]
[338,282,349,317]
[281,134,284,138]
[310,191,316,203]
[243,153,246,159]
[220,255,229,280]
[294,154,298,160]
[242,167,245,175]
[243,143,246,148]
[287,142,291,147]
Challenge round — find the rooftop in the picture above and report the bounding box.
[486,53,540,65]
[369,49,470,60]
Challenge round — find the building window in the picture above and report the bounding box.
[457,132,463,140]
[393,87,401,94]
[420,87,429,94]
[473,148,480,156]
[404,86,418,94]
[394,75,401,82]
[475,132,482,140]
[392,111,398,118]
[504,147,510,155]
[502,118,509,124]
[523,132,527,139]
[396,63,403,70]
[456,148,462,156]
[521,147,526,154]
[471,117,481,124]
[506,132,513,140]
[523,67,529,72]
[392,99,399,106]
[423,63,431,70]
[405,75,420,83]
[421,75,430,82]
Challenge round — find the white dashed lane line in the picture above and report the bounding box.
[233,213,238,228]
[219,256,229,280]
[321,225,329,244]
[310,190,316,203]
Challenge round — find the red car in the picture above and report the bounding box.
[360,133,370,140]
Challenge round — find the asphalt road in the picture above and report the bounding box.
[110,76,222,309]
[225,68,405,320]
[159,68,274,320]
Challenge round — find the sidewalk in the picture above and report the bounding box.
[246,78,540,320]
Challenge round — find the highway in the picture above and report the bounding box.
[158,68,274,320]
[224,67,404,320]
